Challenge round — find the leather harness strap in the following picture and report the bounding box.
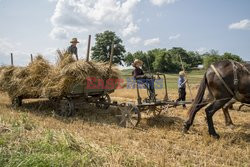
[210,64,234,96]
[230,60,239,92]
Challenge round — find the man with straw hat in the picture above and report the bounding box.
[132,59,155,100]
[176,71,187,108]
[67,38,79,60]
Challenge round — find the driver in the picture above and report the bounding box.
[132,59,155,100]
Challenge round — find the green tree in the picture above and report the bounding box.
[168,47,191,71]
[203,50,221,69]
[91,30,126,65]
[124,52,134,66]
[222,52,243,62]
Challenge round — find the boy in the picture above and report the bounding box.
[176,71,187,108]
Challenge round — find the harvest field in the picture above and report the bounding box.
[0,72,249,167]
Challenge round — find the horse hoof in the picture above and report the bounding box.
[226,124,235,129]
[182,126,189,134]
[211,134,220,139]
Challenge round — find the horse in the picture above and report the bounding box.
[183,60,250,139]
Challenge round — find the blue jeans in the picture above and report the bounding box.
[136,78,155,94]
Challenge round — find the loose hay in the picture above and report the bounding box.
[0,53,120,99]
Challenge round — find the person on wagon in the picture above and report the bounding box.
[132,59,155,100]
[67,38,79,60]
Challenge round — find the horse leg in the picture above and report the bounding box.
[222,107,234,126]
[183,103,208,133]
[205,99,229,139]
[222,100,235,126]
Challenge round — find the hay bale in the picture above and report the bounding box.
[0,55,51,98]
[0,66,17,94]
[43,54,120,97]
[0,53,120,98]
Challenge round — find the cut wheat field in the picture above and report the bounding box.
[0,73,249,167]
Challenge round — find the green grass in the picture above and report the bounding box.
[0,113,154,167]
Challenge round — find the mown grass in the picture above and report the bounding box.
[0,105,154,167]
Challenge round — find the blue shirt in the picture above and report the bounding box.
[178,76,186,89]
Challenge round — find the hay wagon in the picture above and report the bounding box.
[11,72,192,127]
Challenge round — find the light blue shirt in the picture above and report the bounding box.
[178,76,186,89]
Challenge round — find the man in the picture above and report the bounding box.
[67,38,79,60]
[176,71,187,108]
[132,59,155,100]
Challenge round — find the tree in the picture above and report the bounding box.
[222,52,243,62]
[203,50,221,69]
[203,50,243,69]
[124,52,134,66]
[91,30,126,65]
[124,51,151,71]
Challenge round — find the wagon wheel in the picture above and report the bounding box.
[59,98,75,117]
[96,94,111,110]
[12,96,22,108]
[116,104,141,128]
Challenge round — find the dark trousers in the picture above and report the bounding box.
[176,88,186,107]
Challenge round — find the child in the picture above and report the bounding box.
[176,71,187,108]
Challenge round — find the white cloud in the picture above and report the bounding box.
[144,38,160,46]
[122,23,139,37]
[128,37,141,44]
[150,0,178,6]
[168,33,181,41]
[50,0,140,40]
[229,19,250,30]
[49,27,69,40]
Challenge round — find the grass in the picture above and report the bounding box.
[0,72,249,166]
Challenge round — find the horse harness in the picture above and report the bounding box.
[210,61,249,98]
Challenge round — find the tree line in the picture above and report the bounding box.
[91,31,244,73]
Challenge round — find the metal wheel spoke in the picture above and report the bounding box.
[128,118,135,127]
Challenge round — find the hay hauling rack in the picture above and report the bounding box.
[11,40,192,128]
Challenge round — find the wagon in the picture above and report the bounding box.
[11,80,116,116]
[11,72,192,127]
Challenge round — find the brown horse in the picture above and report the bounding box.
[183,60,250,139]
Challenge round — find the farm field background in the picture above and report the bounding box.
[0,71,249,166]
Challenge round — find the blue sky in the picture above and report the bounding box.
[0,0,250,66]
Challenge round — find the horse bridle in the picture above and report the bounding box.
[210,60,249,98]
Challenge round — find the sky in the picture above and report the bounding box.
[0,0,250,66]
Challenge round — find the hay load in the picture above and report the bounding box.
[43,53,120,97]
[0,53,120,99]
[0,56,51,98]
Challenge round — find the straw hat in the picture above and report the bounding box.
[70,38,80,43]
[132,59,143,67]
[179,71,185,76]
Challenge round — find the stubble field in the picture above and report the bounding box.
[0,73,249,166]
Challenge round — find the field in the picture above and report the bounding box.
[0,71,249,167]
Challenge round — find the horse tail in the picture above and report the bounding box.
[188,73,207,115]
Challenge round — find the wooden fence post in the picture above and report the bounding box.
[31,54,33,62]
[86,35,91,62]
[11,53,13,66]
